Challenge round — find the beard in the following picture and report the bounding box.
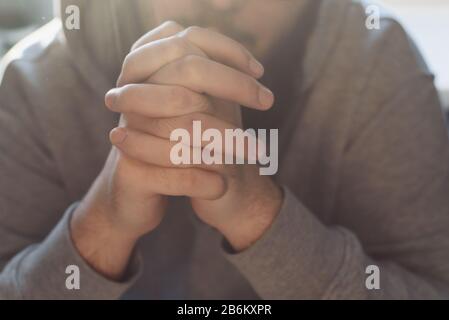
[168,0,257,48]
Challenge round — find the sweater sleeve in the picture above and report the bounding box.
[0,62,141,300]
[0,203,142,299]
[223,75,449,300]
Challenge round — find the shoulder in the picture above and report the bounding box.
[308,1,440,148]
[306,0,430,98]
[337,0,441,148]
[0,19,89,122]
[0,20,115,200]
[341,0,431,86]
[0,19,100,133]
[1,19,67,89]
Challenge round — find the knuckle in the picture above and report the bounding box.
[181,112,198,127]
[181,26,202,39]
[170,37,191,57]
[183,54,202,67]
[169,86,192,109]
[189,112,208,123]
[179,55,203,80]
[131,37,146,52]
[148,113,180,136]
[130,41,140,52]
[181,112,207,135]
[163,20,184,33]
[191,95,211,112]
[122,53,133,72]
[116,84,133,107]
[156,118,178,135]
[118,54,134,84]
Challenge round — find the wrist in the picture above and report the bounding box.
[69,177,142,281]
[72,198,141,246]
[220,181,283,252]
[70,201,139,281]
[75,175,143,242]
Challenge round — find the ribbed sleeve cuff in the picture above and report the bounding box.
[16,203,142,299]
[222,187,347,299]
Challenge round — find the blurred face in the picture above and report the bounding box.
[138,0,308,59]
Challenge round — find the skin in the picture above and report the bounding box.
[140,0,308,60]
[71,0,308,281]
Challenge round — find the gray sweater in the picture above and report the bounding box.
[1,0,449,299]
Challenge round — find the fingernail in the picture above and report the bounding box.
[249,59,264,77]
[105,89,118,109]
[258,86,274,109]
[110,127,127,144]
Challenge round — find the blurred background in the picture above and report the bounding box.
[0,0,53,56]
[380,0,449,112]
[0,0,448,110]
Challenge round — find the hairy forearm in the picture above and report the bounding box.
[70,185,138,281]
[222,181,283,252]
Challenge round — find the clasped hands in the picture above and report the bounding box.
[103,21,283,252]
